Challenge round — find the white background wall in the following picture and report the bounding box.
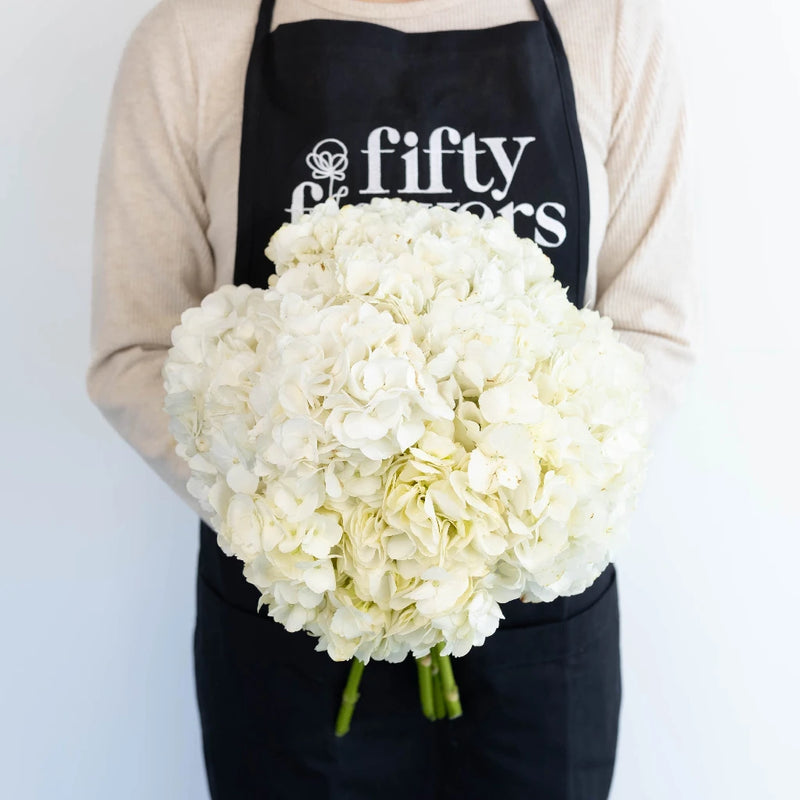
[1,0,798,797]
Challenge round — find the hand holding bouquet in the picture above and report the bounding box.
[163,198,650,734]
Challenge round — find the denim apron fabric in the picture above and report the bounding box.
[195,1,621,797]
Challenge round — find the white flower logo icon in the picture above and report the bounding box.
[305,139,350,203]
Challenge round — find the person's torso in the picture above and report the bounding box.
[183,0,614,308]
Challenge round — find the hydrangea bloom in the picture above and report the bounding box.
[163,198,650,664]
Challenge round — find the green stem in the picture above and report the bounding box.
[430,649,446,720]
[434,643,463,720]
[335,658,366,737]
[416,655,435,721]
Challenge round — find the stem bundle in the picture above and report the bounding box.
[335,645,462,735]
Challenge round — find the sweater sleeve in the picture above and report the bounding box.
[86,0,216,527]
[594,0,698,438]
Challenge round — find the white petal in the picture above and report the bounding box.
[226,464,259,494]
[396,420,424,450]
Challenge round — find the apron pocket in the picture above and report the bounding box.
[439,563,621,800]
[193,571,349,798]
[470,561,618,672]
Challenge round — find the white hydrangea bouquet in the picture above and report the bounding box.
[163,198,650,736]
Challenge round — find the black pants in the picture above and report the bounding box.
[194,523,621,799]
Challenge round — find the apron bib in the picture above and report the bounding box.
[195,2,619,797]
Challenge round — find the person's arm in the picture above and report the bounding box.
[595,0,698,439]
[87,0,216,526]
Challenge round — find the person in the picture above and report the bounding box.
[87,0,695,797]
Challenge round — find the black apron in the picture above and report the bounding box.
[195,2,620,797]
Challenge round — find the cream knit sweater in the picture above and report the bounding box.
[87,0,696,527]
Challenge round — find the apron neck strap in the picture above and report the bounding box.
[258,0,276,31]
[531,0,553,27]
